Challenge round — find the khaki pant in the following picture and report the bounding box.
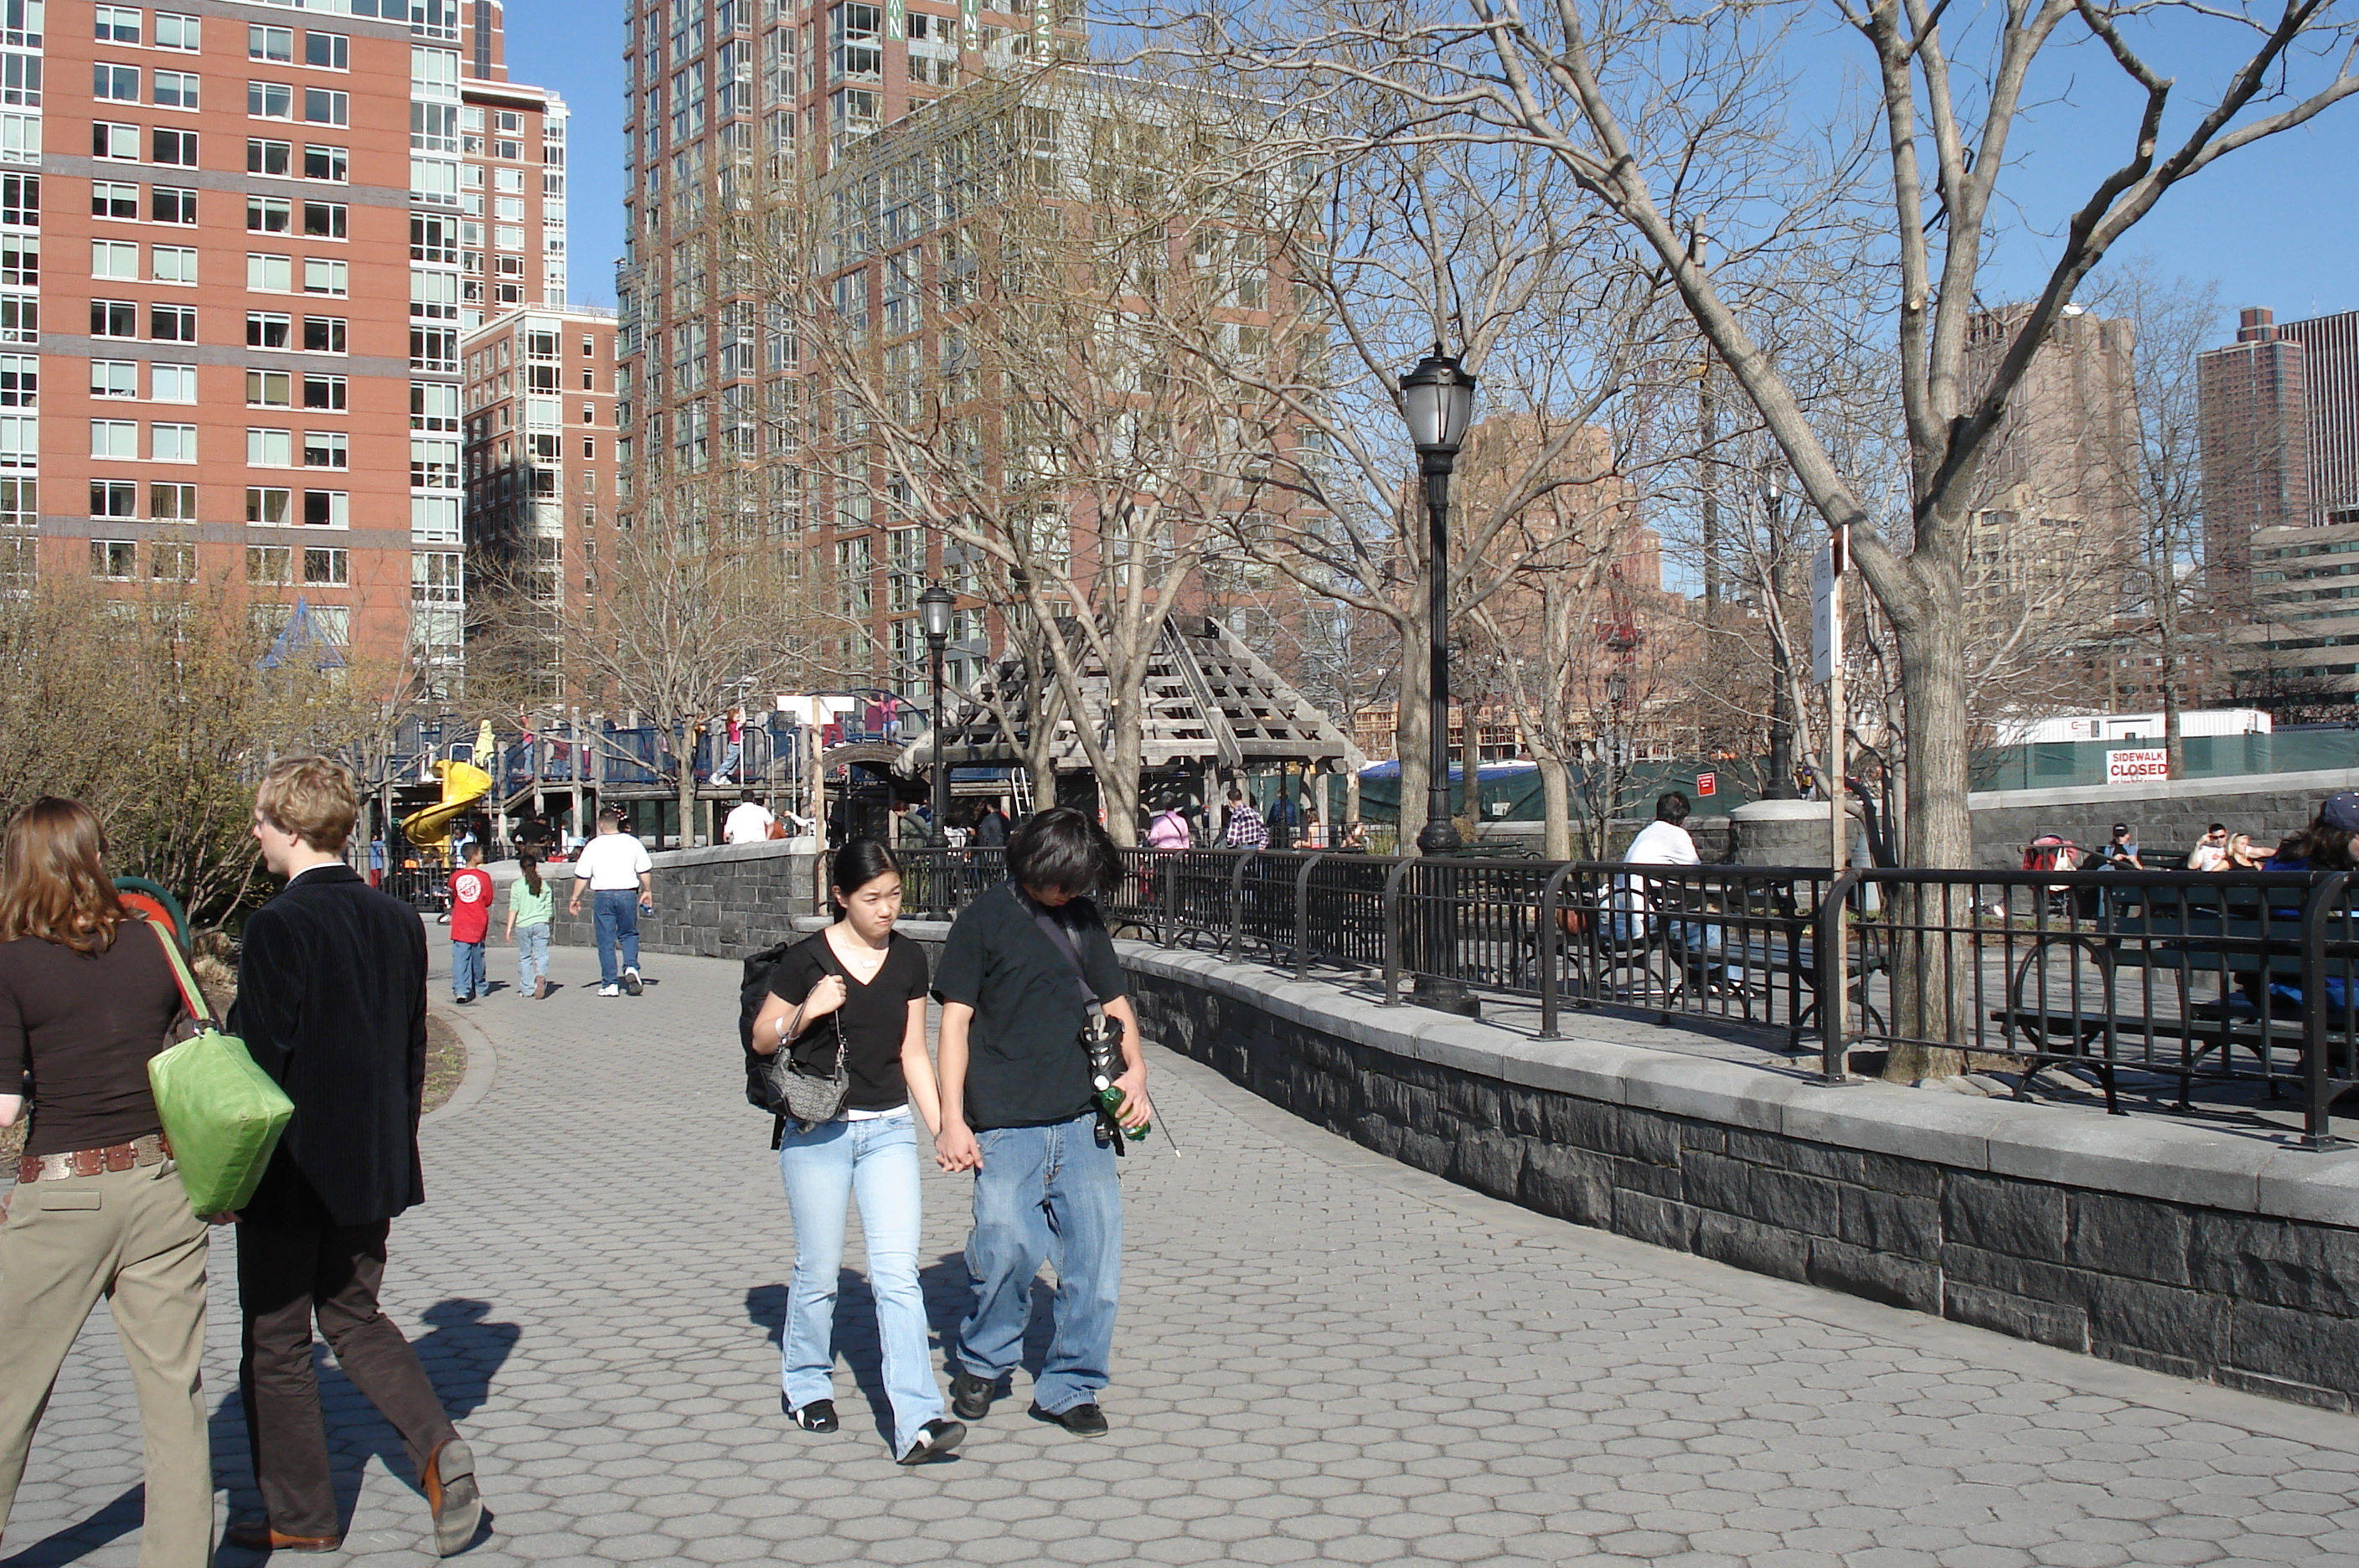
[0,1158,213,1568]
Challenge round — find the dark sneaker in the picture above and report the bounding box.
[787,1397,837,1433]
[896,1418,965,1465]
[948,1371,997,1421]
[622,966,643,997]
[1029,1401,1109,1437]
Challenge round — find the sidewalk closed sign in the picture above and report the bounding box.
[2105,747,2170,783]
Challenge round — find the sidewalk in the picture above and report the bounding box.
[6,927,2359,1564]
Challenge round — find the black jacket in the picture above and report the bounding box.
[230,864,429,1227]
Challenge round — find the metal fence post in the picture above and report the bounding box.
[1161,850,1180,946]
[1537,862,1574,1039]
[1293,853,1329,980]
[1222,850,1251,957]
[2300,871,2353,1148]
[1380,859,1411,1006]
[1815,869,1863,1085]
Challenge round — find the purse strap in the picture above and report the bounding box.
[143,918,215,1030]
[799,932,850,1073]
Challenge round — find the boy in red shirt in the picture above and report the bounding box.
[448,842,493,1003]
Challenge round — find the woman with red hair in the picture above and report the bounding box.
[0,797,211,1566]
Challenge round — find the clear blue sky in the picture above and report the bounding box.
[506,1,2357,328]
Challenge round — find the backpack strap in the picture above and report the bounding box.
[142,917,214,1030]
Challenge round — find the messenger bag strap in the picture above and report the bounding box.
[143,917,215,1029]
[1014,883,1104,1020]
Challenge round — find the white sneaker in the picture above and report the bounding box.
[622,967,643,997]
[599,983,620,998]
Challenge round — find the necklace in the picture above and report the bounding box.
[828,929,890,980]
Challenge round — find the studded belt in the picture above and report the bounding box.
[15,1132,172,1185]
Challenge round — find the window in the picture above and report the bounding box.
[302,490,347,528]
[149,303,194,341]
[0,51,38,108]
[150,542,195,581]
[494,167,524,194]
[151,245,195,283]
[90,299,137,338]
[246,311,290,348]
[302,316,345,353]
[0,299,32,348]
[152,71,196,110]
[582,436,596,459]
[303,31,347,70]
[302,546,348,585]
[246,194,290,233]
[247,137,290,175]
[92,540,138,580]
[302,257,347,296]
[95,64,140,102]
[247,427,291,466]
[302,373,347,410]
[829,3,883,80]
[302,431,346,468]
[95,7,142,44]
[153,13,199,51]
[248,80,292,119]
[92,121,138,160]
[247,252,292,291]
[245,487,290,525]
[0,354,32,405]
[90,480,137,518]
[150,185,196,224]
[151,482,196,520]
[151,126,196,166]
[245,544,290,582]
[0,173,36,228]
[301,200,345,240]
[246,369,291,406]
[150,422,194,462]
[90,420,138,457]
[91,182,137,219]
[91,240,138,280]
[248,26,292,62]
[0,235,28,287]
[581,402,595,423]
[152,364,195,402]
[302,88,347,126]
[90,359,138,398]
[302,144,346,182]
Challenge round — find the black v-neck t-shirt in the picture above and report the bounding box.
[767,929,929,1112]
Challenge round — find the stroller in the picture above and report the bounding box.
[2021,833,2081,918]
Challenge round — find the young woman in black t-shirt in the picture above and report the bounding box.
[749,838,962,1464]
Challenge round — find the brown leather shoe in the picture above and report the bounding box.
[225,1519,342,1552]
[423,1436,482,1555]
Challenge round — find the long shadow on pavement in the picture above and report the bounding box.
[0,1485,142,1567]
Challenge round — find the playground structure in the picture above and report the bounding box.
[397,756,493,854]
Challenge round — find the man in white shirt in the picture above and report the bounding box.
[566,805,654,997]
[722,794,775,845]
[1617,793,1718,975]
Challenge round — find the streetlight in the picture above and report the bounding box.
[1398,343,1478,1014]
[919,583,956,865]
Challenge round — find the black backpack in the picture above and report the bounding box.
[741,939,793,1142]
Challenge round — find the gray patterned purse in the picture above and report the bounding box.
[767,940,851,1128]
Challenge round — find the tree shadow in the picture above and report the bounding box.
[210,1298,517,1554]
[0,1484,143,1566]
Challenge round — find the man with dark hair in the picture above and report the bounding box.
[932,806,1150,1438]
[230,758,479,1555]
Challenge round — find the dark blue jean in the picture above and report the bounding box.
[591,888,639,987]
[959,1111,1122,1414]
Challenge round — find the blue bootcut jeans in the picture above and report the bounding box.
[591,888,639,988]
[450,939,485,1000]
[514,922,550,993]
[776,1112,943,1457]
[959,1110,1123,1416]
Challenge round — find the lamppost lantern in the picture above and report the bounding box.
[918,581,956,643]
[1397,345,1478,457]
[918,582,955,864]
[1396,343,1479,1016]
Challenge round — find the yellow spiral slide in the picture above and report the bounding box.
[400,757,493,854]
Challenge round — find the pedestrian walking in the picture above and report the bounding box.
[505,854,554,999]
[568,805,653,998]
[972,802,1009,849]
[447,841,492,1003]
[0,798,214,1567]
[229,756,481,1556]
[750,839,963,1465]
[724,794,775,845]
[933,807,1151,1438]
[1146,799,1192,850]
[1221,786,1267,849]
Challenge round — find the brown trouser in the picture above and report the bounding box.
[0,1159,213,1568]
[236,1217,457,1539]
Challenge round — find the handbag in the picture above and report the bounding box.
[141,921,295,1217]
[764,937,852,1128]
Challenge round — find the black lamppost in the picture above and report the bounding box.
[919,583,956,863]
[1398,344,1478,1012]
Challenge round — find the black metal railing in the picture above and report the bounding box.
[892,849,2359,1147]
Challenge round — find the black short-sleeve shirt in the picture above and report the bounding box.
[767,930,930,1113]
[0,924,183,1158]
[932,883,1127,1131]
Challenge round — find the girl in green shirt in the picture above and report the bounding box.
[504,857,555,999]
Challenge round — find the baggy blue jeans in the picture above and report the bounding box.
[450,940,485,1000]
[776,1113,943,1457]
[591,888,639,987]
[514,923,550,993]
[959,1111,1123,1416]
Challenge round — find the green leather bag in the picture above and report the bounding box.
[142,921,293,1217]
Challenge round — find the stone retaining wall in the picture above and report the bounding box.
[1121,946,2359,1411]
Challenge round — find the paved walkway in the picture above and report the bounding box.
[8,933,2359,1565]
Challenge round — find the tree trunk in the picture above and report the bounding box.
[1537,752,1572,862]
[1102,688,1142,848]
[2160,635,2185,779]
[677,720,699,851]
[1885,605,1973,1081]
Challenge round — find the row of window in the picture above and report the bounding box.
[84,241,195,286]
[95,128,351,184]
[90,539,351,591]
[92,63,198,110]
[94,8,200,51]
[249,81,349,126]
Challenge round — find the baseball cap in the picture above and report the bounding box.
[2322,792,2359,833]
[2111,823,2130,835]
